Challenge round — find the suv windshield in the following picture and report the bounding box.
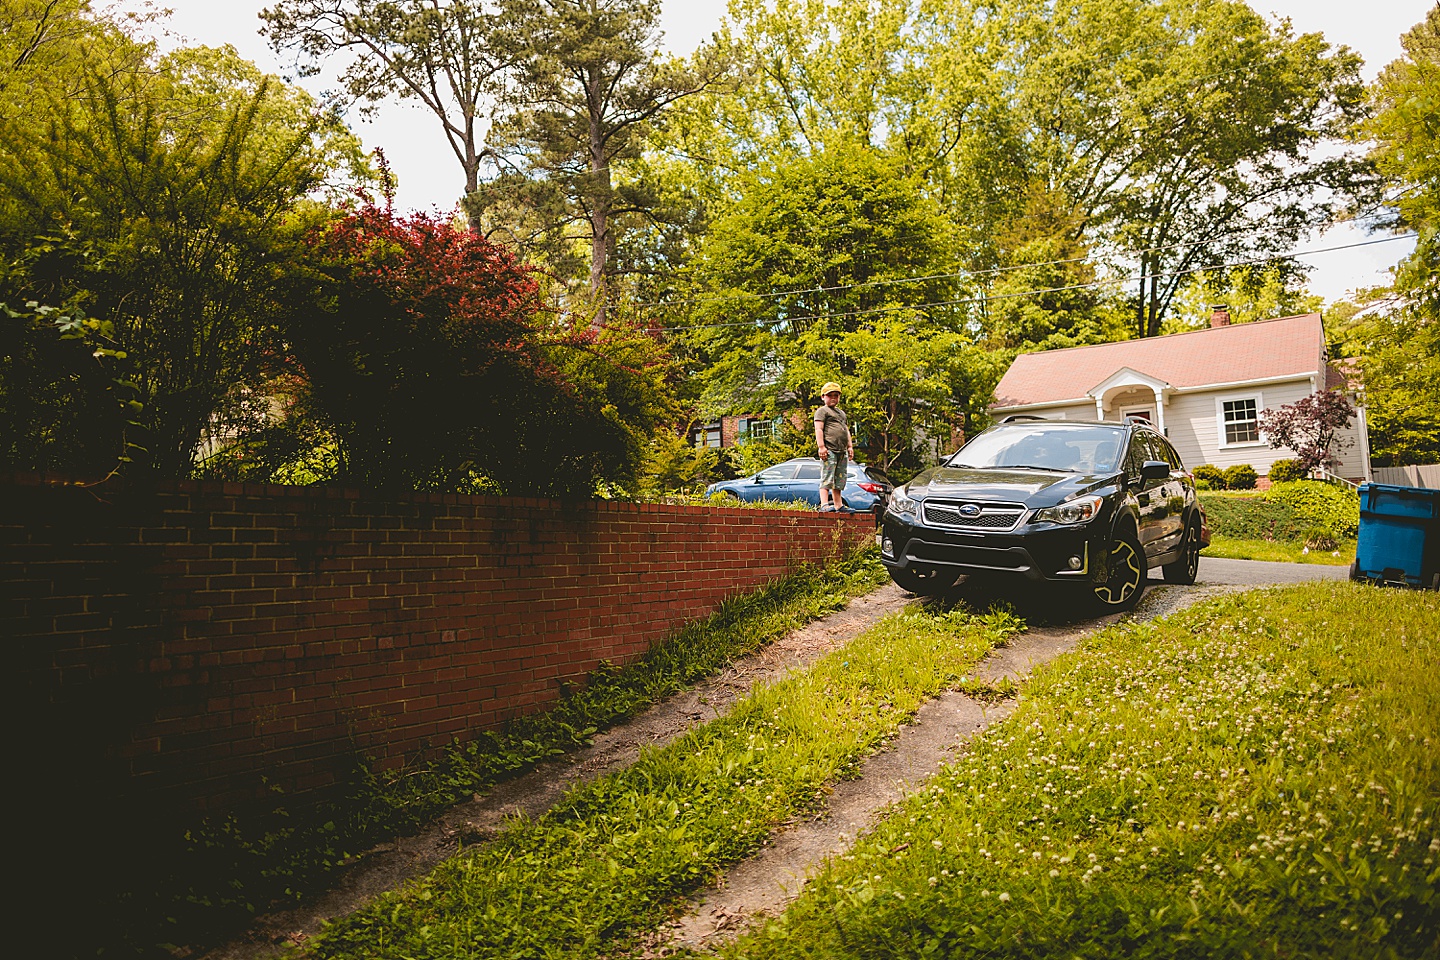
[947,424,1124,474]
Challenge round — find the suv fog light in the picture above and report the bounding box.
[882,537,895,557]
[1067,555,1083,570]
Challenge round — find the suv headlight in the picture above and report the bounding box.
[888,485,919,521]
[1033,495,1103,525]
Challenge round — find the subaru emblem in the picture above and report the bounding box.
[959,503,982,518]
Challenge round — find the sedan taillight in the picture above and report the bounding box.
[858,482,882,493]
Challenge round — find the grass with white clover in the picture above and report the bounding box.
[729,582,1440,959]
[301,605,1021,959]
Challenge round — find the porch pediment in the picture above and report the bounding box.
[1087,366,1173,401]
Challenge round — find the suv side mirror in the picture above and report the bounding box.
[1141,460,1171,482]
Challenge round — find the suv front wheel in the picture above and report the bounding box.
[1093,526,1145,611]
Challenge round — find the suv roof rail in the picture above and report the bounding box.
[1001,414,1049,423]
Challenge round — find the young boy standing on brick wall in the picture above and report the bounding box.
[813,381,854,513]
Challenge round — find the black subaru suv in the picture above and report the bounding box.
[880,417,1207,609]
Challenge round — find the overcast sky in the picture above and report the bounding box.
[118,0,1433,303]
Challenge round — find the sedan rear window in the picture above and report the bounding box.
[948,425,1124,474]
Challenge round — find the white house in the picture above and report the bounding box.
[990,310,1371,483]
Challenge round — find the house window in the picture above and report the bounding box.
[1220,397,1260,445]
[691,422,722,448]
[748,418,776,442]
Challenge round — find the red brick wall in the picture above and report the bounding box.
[3,478,872,820]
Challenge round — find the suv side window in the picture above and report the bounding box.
[758,464,799,481]
[1158,436,1183,470]
[1143,433,1169,470]
[794,462,822,480]
[1123,432,1147,480]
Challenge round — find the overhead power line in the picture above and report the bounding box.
[651,233,1417,333]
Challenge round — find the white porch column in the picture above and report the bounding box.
[1152,388,1166,434]
[1095,397,1106,420]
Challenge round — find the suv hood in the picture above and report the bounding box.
[905,466,1116,506]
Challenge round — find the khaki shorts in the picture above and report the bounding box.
[820,451,848,489]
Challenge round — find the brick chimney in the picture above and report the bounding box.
[1209,304,1231,328]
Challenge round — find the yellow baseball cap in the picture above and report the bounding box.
[821,381,842,395]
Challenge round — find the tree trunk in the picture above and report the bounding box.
[1146,272,1161,338]
[463,109,479,197]
[587,70,610,327]
[1135,263,1148,339]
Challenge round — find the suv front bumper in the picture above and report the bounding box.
[879,514,1102,582]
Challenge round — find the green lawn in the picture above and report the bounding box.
[729,582,1440,959]
[1203,535,1355,565]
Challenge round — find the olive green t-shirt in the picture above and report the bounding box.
[814,404,849,453]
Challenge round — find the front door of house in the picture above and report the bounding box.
[1120,405,1154,424]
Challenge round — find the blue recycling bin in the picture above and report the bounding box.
[1352,483,1440,589]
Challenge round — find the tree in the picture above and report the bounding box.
[274,202,674,495]
[661,0,1370,342]
[1368,5,1440,313]
[0,41,358,477]
[262,0,532,198]
[1259,390,1356,473]
[676,142,994,477]
[0,0,151,112]
[1331,7,1440,469]
[972,0,1371,337]
[467,0,723,322]
[0,295,135,477]
[1328,293,1440,468]
[979,183,1128,351]
[1162,262,1322,334]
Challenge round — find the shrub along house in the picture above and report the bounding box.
[990,310,1372,484]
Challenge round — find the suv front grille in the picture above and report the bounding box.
[922,500,1026,531]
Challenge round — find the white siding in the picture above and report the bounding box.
[1162,379,1367,480]
[1162,380,1306,472]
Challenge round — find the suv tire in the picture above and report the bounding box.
[1162,519,1201,585]
[1094,525,1145,611]
[889,566,959,597]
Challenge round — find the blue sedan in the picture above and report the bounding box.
[706,458,893,511]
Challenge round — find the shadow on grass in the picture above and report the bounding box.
[911,573,1110,628]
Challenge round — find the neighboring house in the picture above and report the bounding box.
[990,309,1372,483]
[690,414,798,449]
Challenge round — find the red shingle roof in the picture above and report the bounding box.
[993,314,1324,408]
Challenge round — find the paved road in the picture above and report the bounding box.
[1192,555,1349,587]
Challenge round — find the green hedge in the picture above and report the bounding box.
[1199,492,1304,541]
[1266,480,1360,539]
[1266,458,1306,483]
[1191,464,1224,488]
[1200,481,1359,542]
[1222,463,1258,490]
